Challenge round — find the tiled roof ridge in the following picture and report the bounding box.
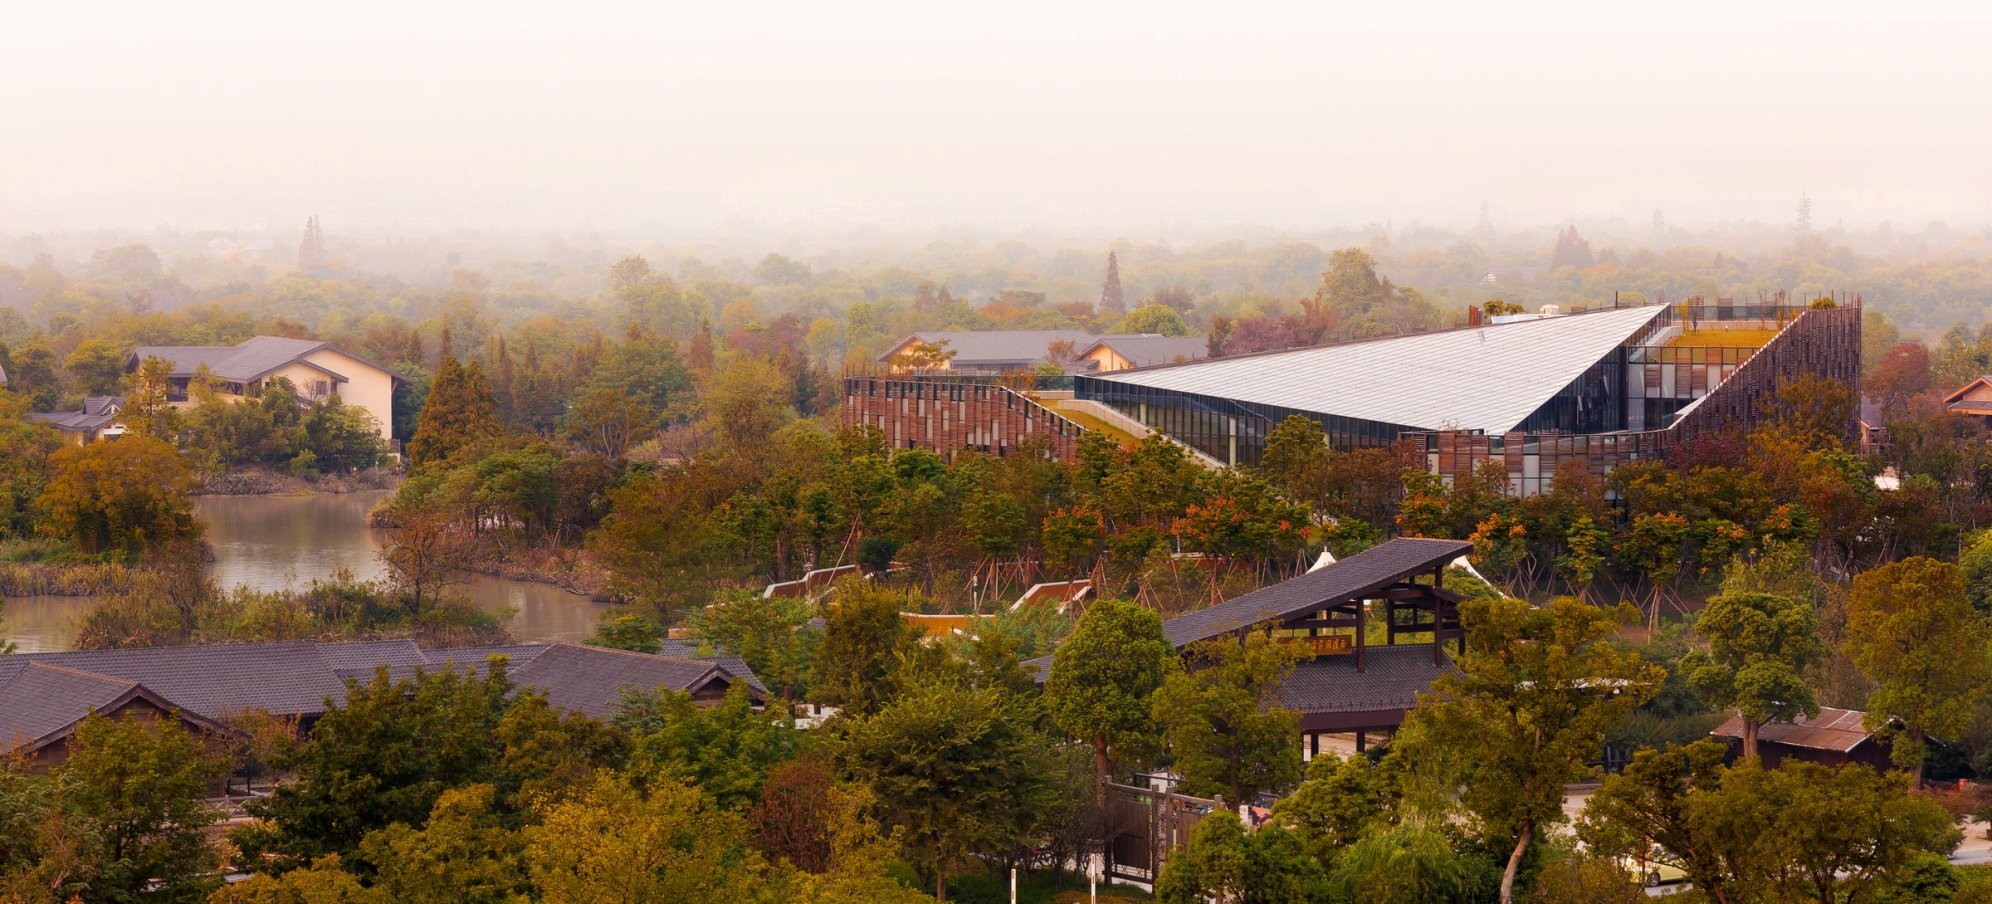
[16,660,139,686]
[541,640,715,666]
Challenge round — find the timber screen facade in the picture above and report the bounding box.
[841,295,1860,493]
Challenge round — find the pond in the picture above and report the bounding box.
[3,490,608,653]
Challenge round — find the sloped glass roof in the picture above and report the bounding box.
[1092,305,1669,434]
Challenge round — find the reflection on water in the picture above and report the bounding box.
[3,490,606,653]
[200,491,393,588]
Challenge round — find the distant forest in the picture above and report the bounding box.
[2,217,1988,364]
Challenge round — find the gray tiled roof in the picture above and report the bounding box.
[888,330,1101,367]
[422,644,555,667]
[29,397,122,432]
[506,643,753,718]
[1091,305,1669,433]
[2,641,356,721]
[1083,335,1210,368]
[1275,645,1455,714]
[318,639,428,681]
[656,638,768,695]
[133,337,339,383]
[0,641,762,736]
[0,662,138,753]
[1163,538,1472,647]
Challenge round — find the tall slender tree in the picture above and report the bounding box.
[297,215,327,274]
[1099,251,1125,315]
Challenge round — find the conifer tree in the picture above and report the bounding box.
[1099,251,1125,314]
[491,336,516,425]
[297,215,327,274]
[406,355,502,468]
[1550,226,1595,270]
[687,317,716,372]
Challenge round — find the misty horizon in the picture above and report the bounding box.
[7,2,1992,233]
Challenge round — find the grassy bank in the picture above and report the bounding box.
[0,541,144,597]
[478,545,614,599]
[194,466,400,497]
[70,573,512,650]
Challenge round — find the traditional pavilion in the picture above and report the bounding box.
[1032,537,1474,757]
[1163,537,1473,756]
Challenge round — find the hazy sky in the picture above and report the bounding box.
[6,1,1991,234]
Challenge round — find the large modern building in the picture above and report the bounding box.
[846,296,1860,491]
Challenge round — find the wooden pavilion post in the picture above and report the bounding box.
[1355,597,1366,673]
[1432,566,1446,666]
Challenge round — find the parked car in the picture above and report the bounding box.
[1617,848,1688,887]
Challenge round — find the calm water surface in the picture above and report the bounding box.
[4,490,605,652]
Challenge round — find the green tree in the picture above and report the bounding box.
[65,338,129,396]
[204,856,369,904]
[685,591,820,701]
[58,713,229,903]
[350,784,529,903]
[523,770,782,904]
[1257,415,1334,510]
[563,387,653,462]
[491,692,631,804]
[405,355,502,469]
[298,397,385,473]
[700,356,797,458]
[1960,528,1992,617]
[1120,304,1191,336]
[36,435,202,558]
[1576,740,1738,901]
[182,374,287,470]
[612,685,798,810]
[1045,597,1173,787]
[1681,591,1828,762]
[837,683,1058,901]
[1270,752,1399,864]
[1151,634,1304,803]
[1158,809,1329,904]
[812,581,914,717]
[0,389,60,538]
[1325,822,1496,904]
[1156,809,1249,904]
[1679,757,1955,904]
[1399,597,1663,904]
[790,783,934,904]
[8,341,62,410]
[1100,250,1125,314]
[120,355,180,440]
[1843,556,1992,782]
[232,664,513,871]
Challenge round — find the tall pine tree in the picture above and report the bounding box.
[405,355,502,468]
[297,215,327,274]
[1099,250,1125,314]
